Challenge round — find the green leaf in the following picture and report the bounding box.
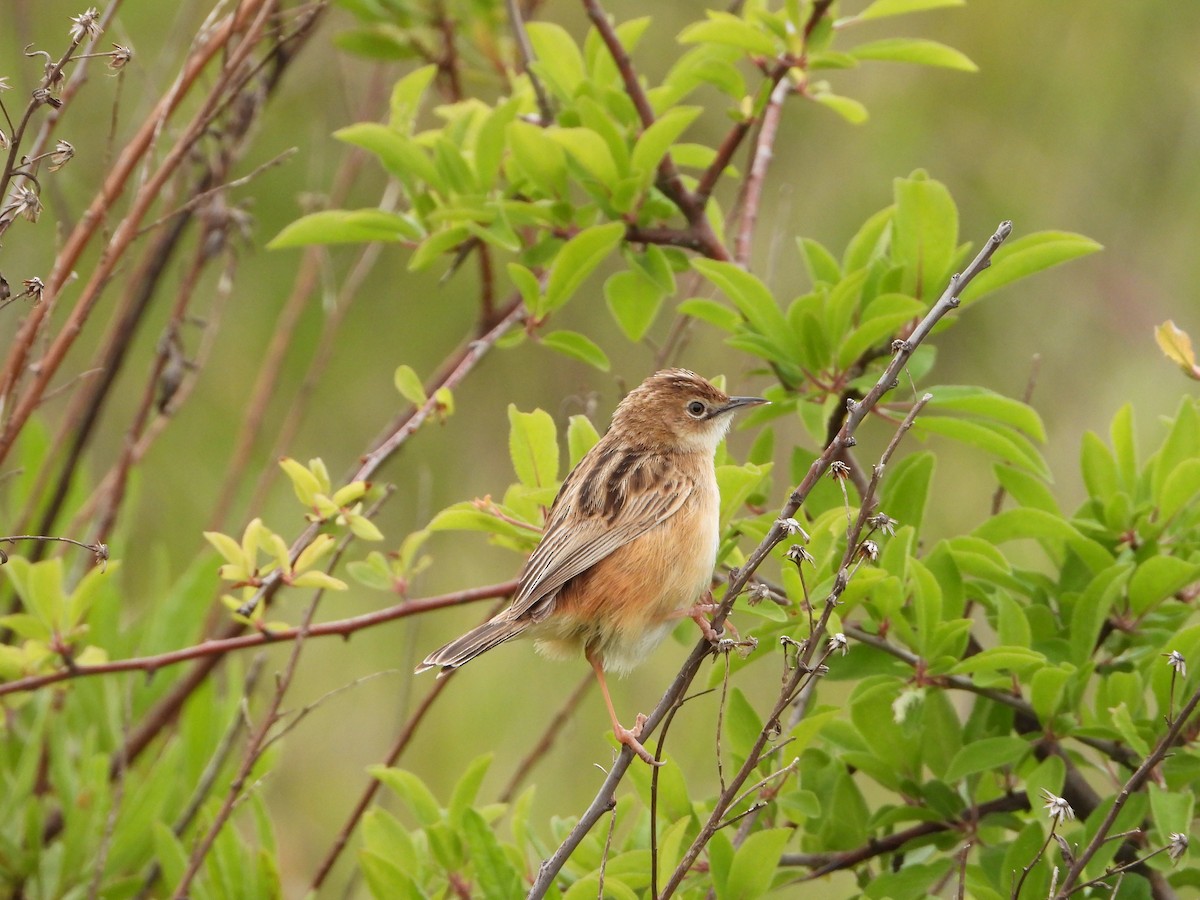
[507,262,542,310]
[336,123,440,191]
[849,38,976,71]
[1155,320,1200,378]
[506,121,568,197]
[725,828,792,899]
[879,452,935,534]
[549,127,620,185]
[678,297,742,332]
[427,503,539,545]
[716,463,771,523]
[1080,430,1118,501]
[408,225,471,271]
[692,259,794,352]
[1160,458,1200,522]
[462,808,522,899]
[836,293,926,368]
[854,0,965,21]
[1128,556,1200,615]
[543,222,625,311]
[1149,782,1194,841]
[630,106,702,191]
[1029,666,1074,722]
[893,170,958,298]
[974,508,1113,574]
[948,645,1046,677]
[526,22,586,100]
[605,269,665,341]
[915,416,1049,479]
[994,465,1059,514]
[269,209,422,249]
[152,822,190,889]
[360,850,422,900]
[388,64,438,133]
[960,231,1102,305]
[567,414,601,465]
[811,90,869,124]
[843,206,894,271]
[678,12,779,56]
[798,237,842,285]
[924,385,1046,441]
[448,754,493,826]
[393,365,427,406]
[540,330,611,371]
[508,405,560,489]
[333,26,417,61]
[370,766,442,828]
[944,736,1031,781]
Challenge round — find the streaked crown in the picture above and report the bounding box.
[609,369,766,453]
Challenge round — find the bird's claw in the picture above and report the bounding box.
[617,714,663,766]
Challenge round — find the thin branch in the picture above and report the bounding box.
[0,581,517,698]
[734,76,790,266]
[505,0,553,124]
[781,792,1029,878]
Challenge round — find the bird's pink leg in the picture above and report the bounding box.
[586,649,663,767]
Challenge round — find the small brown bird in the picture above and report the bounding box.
[416,370,766,764]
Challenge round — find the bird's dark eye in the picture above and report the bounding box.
[686,400,707,418]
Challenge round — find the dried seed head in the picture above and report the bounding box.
[69,7,103,43]
[829,460,851,481]
[1169,832,1189,864]
[1166,650,1187,679]
[109,44,133,70]
[1,187,43,224]
[748,583,771,606]
[775,516,809,541]
[828,632,848,657]
[48,139,75,172]
[857,539,879,561]
[785,544,814,566]
[867,513,897,536]
[22,277,45,301]
[1040,789,1074,824]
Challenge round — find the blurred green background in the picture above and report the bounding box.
[4,0,1198,893]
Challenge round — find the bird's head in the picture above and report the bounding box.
[610,369,767,454]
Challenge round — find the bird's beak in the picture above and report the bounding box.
[713,395,769,416]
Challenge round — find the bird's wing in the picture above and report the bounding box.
[504,447,696,621]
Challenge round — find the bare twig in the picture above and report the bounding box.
[0,580,517,698]
[505,0,554,124]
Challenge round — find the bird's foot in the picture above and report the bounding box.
[616,714,663,766]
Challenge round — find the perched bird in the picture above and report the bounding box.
[416,369,766,764]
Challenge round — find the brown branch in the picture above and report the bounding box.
[0,580,516,698]
[782,792,1029,878]
[505,0,554,124]
[528,222,1015,898]
[734,77,790,266]
[0,0,274,441]
[580,0,730,261]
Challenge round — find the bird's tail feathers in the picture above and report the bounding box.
[414,618,528,675]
